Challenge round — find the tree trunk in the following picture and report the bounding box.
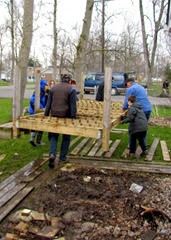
[74,0,94,96]
[139,0,166,88]
[10,0,15,85]
[17,0,34,116]
[139,0,152,87]
[52,0,57,82]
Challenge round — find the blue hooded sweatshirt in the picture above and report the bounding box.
[28,79,48,115]
[123,82,152,112]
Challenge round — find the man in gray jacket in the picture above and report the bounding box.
[121,95,148,157]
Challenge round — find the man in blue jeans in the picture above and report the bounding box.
[123,78,152,150]
[44,73,77,168]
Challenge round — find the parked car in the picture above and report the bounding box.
[84,72,128,95]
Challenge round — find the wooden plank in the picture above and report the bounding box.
[160,140,170,161]
[18,119,101,139]
[111,128,128,134]
[95,140,112,157]
[88,139,102,157]
[135,145,142,157]
[121,144,130,158]
[69,158,171,175]
[0,157,48,191]
[105,139,121,158]
[0,183,26,208]
[80,139,96,156]
[70,138,89,155]
[69,136,81,148]
[145,138,160,161]
[0,154,6,162]
[102,67,112,151]
[0,187,34,222]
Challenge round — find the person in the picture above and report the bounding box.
[162,79,170,97]
[45,80,56,104]
[44,73,77,168]
[29,79,48,146]
[121,95,148,157]
[123,78,152,121]
[96,81,104,101]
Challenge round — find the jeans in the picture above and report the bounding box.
[129,131,147,154]
[49,133,70,161]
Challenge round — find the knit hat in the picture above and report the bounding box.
[126,77,135,83]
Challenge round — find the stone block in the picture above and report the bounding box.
[14,222,29,234]
[5,233,19,240]
[37,226,60,239]
[21,209,31,217]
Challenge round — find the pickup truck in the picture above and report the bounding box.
[84,72,128,95]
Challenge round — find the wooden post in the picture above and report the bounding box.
[80,72,84,99]
[102,67,112,151]
[13,66,21,138]
[35,70,41,113]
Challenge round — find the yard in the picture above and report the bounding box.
[0,97,170,240]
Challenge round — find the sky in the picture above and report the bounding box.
[31,0,142,65]
[0,0,168,67]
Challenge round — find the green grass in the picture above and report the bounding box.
[151,106,171,117]
[147,82,171,96]
[110,125,171,162]
[0,99,29,124]
[0,132,49,182]
[0,98,170,183]
[0,81,10,86]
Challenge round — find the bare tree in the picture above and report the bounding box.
[0,26,6,81]
[139,0,167,87]
[17,0,34,115]
[52,0,57,81]
[74,0,94,96]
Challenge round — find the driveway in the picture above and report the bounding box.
[0,85,171,107]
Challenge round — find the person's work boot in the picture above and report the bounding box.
[48,153,56,168]
[59,158,69,164]
[30,132,37,146]
[140,150,148,157]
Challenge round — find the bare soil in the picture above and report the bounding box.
[149,116,171,127]
[0,166,170,240]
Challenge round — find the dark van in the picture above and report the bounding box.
[84,72,128,95]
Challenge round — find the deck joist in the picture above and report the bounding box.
[17,100,124,139]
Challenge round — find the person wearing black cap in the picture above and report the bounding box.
[123,78,152,120]
[44,73,77,168]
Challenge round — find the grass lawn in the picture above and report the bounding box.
[147,81,171,96]
[0,98,170,183]
[0,81,10,86]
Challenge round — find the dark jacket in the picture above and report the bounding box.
[122,102,148,134]
[96,81,104,101]
[44,82,77,118]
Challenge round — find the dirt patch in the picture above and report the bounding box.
[0,166,170,240]
[149,117,171,127]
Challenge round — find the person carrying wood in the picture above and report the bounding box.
[44,73,77,168]
[121,95,148,157]
[29,79,48,146]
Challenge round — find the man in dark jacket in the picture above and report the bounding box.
[44,73,77,168]
[121,95,148,157]
[96,81,104,101]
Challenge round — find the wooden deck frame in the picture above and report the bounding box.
[16,68,124,151]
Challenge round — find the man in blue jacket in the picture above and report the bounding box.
[123,78,152,120]
[45,73,77,168]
